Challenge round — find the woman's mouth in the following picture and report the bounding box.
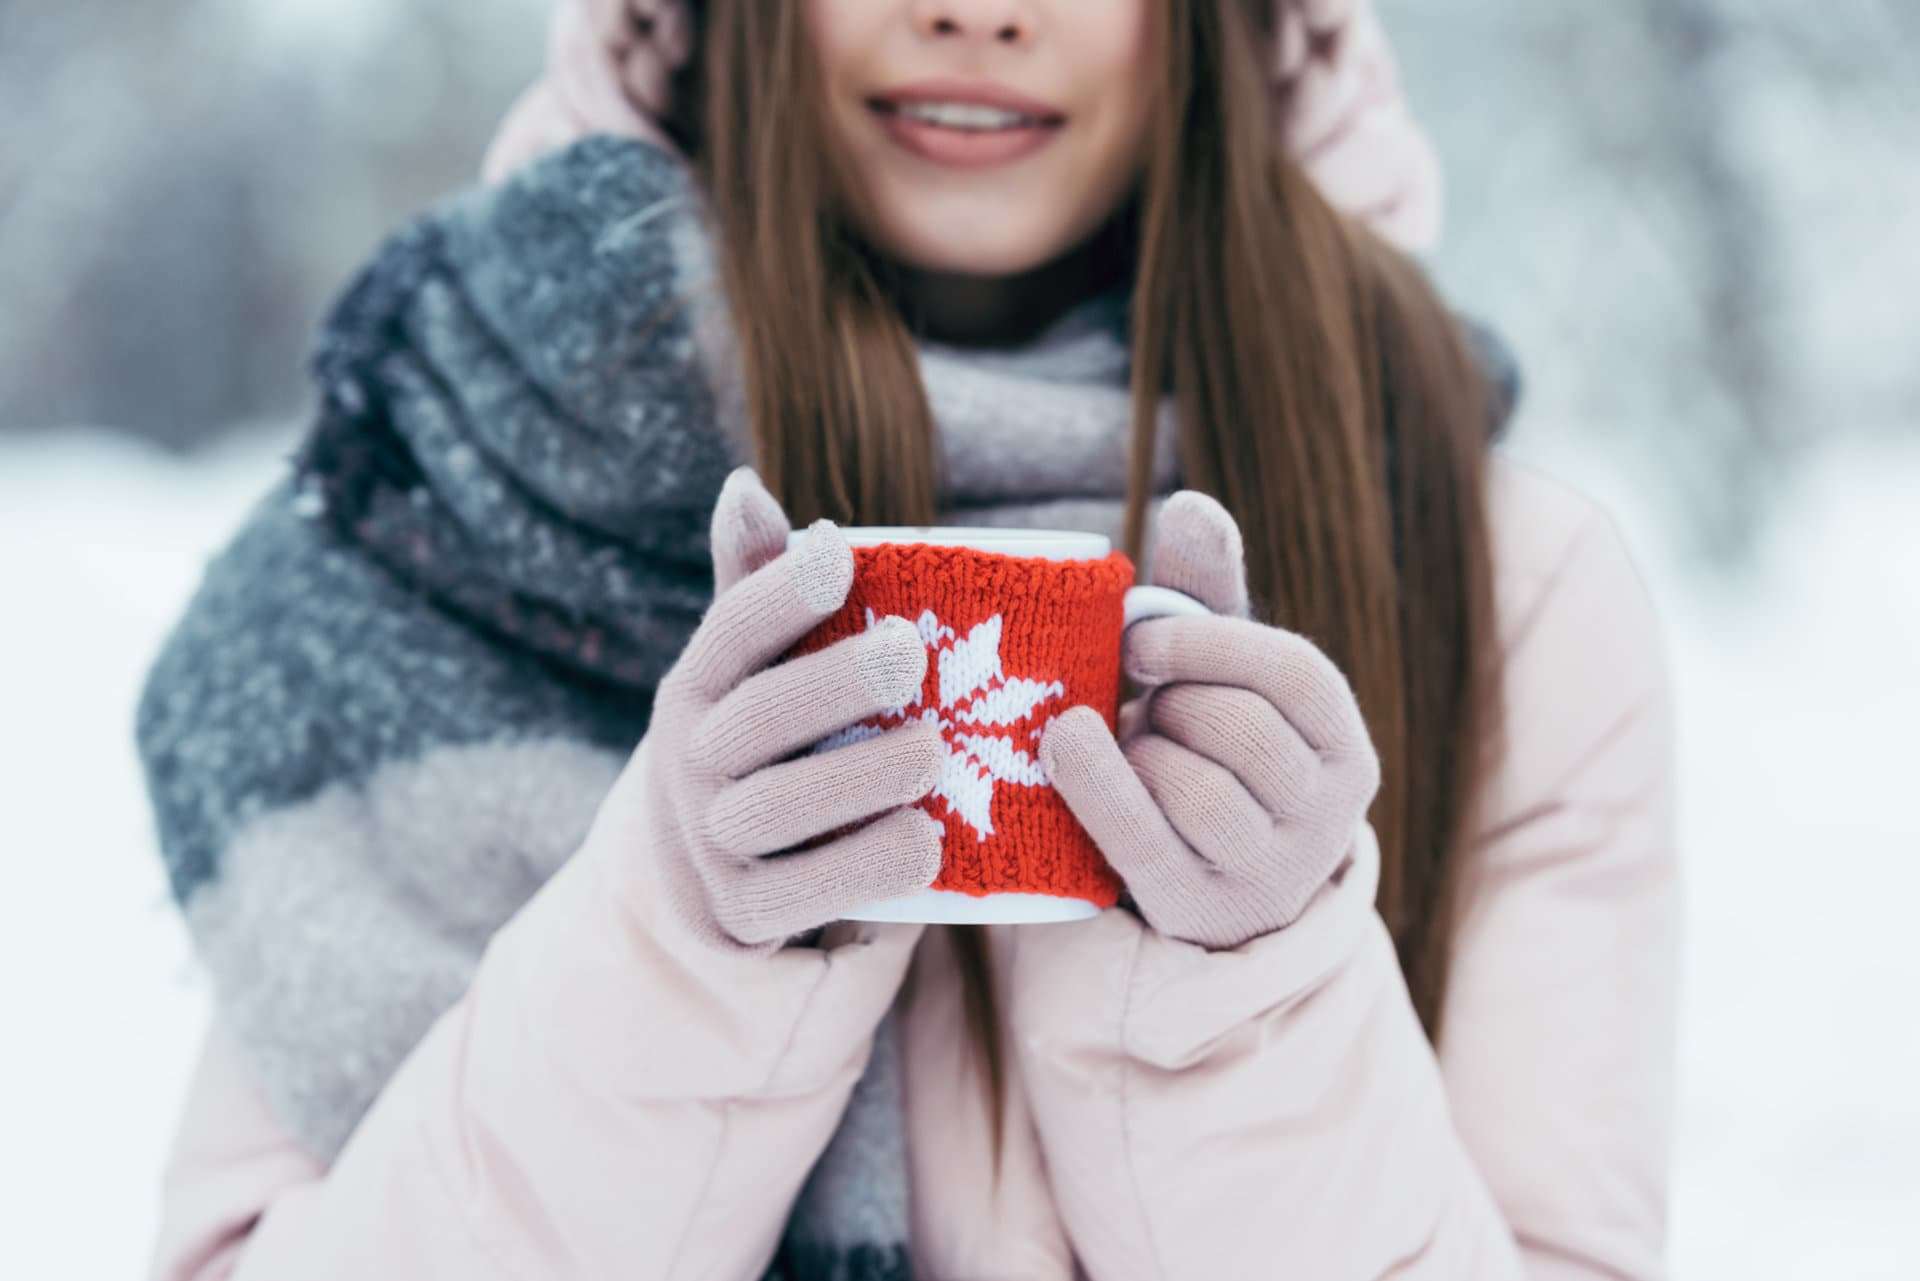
[867,90,1066,169]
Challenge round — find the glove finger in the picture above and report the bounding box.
[1124,614,1372,755]
[693,614,927,778]
[1145,682,1321,817]
[1038,705,1208,914]
[710,465,792,595]
[1115,692,1151,744]
[704,720,941,857]
[1145,490,1252,619]
[678,519,854,701]
[1122,734,1274,874]
[710,806,944,946]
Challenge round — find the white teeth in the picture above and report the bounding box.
[895,100,1038,130]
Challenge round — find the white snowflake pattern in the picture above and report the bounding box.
[813,608,1066,842]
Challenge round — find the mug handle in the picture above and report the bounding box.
[1122,584,1213,629]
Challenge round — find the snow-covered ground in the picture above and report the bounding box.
[1519,432,1920,1278]
[1,427,1916,1277]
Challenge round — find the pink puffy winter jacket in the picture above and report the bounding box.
[148,5,1679,1277]
[148,454,1680,1280]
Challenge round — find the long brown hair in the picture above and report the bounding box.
[674,0,1502,1177]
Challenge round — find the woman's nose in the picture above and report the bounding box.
[910,0,1034,46]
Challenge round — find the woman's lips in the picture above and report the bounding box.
[867,100,1064,170]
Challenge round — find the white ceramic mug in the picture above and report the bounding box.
[784,525,1210,925]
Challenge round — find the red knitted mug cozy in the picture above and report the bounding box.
[787,543,1136,908]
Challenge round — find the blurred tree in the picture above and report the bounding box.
[0,0,544,448]
[1383,0,1918,565]
[1,0,1914,565]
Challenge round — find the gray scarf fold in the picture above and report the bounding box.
[138,134,1517,1280]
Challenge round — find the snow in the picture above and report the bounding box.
[0,427,290,1272]
[1515,433,1920,1278]
[2,427,1916,1277]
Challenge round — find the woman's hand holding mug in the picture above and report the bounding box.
[594,469,1375,954]
[1039,492,1384,950]
[593,466,947,956]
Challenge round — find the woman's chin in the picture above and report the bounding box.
[871,220,1076,281]
[856,195,1082,278]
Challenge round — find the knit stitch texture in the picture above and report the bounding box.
[790,544,1138,906]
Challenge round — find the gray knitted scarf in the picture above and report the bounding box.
[137,134,1518,1281]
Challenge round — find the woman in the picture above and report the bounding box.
[141,2,1678,1278]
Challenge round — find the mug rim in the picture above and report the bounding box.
[785,524,1111,561]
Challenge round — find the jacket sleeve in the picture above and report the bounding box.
[1007,493,1680,1280]
[1278,0,1447,253]
[149,731,922,1281]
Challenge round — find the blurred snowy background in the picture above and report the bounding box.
[1,0,1915,1276]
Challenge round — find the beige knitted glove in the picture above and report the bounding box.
[1038,492,1382,950]
[590,465,947,957]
